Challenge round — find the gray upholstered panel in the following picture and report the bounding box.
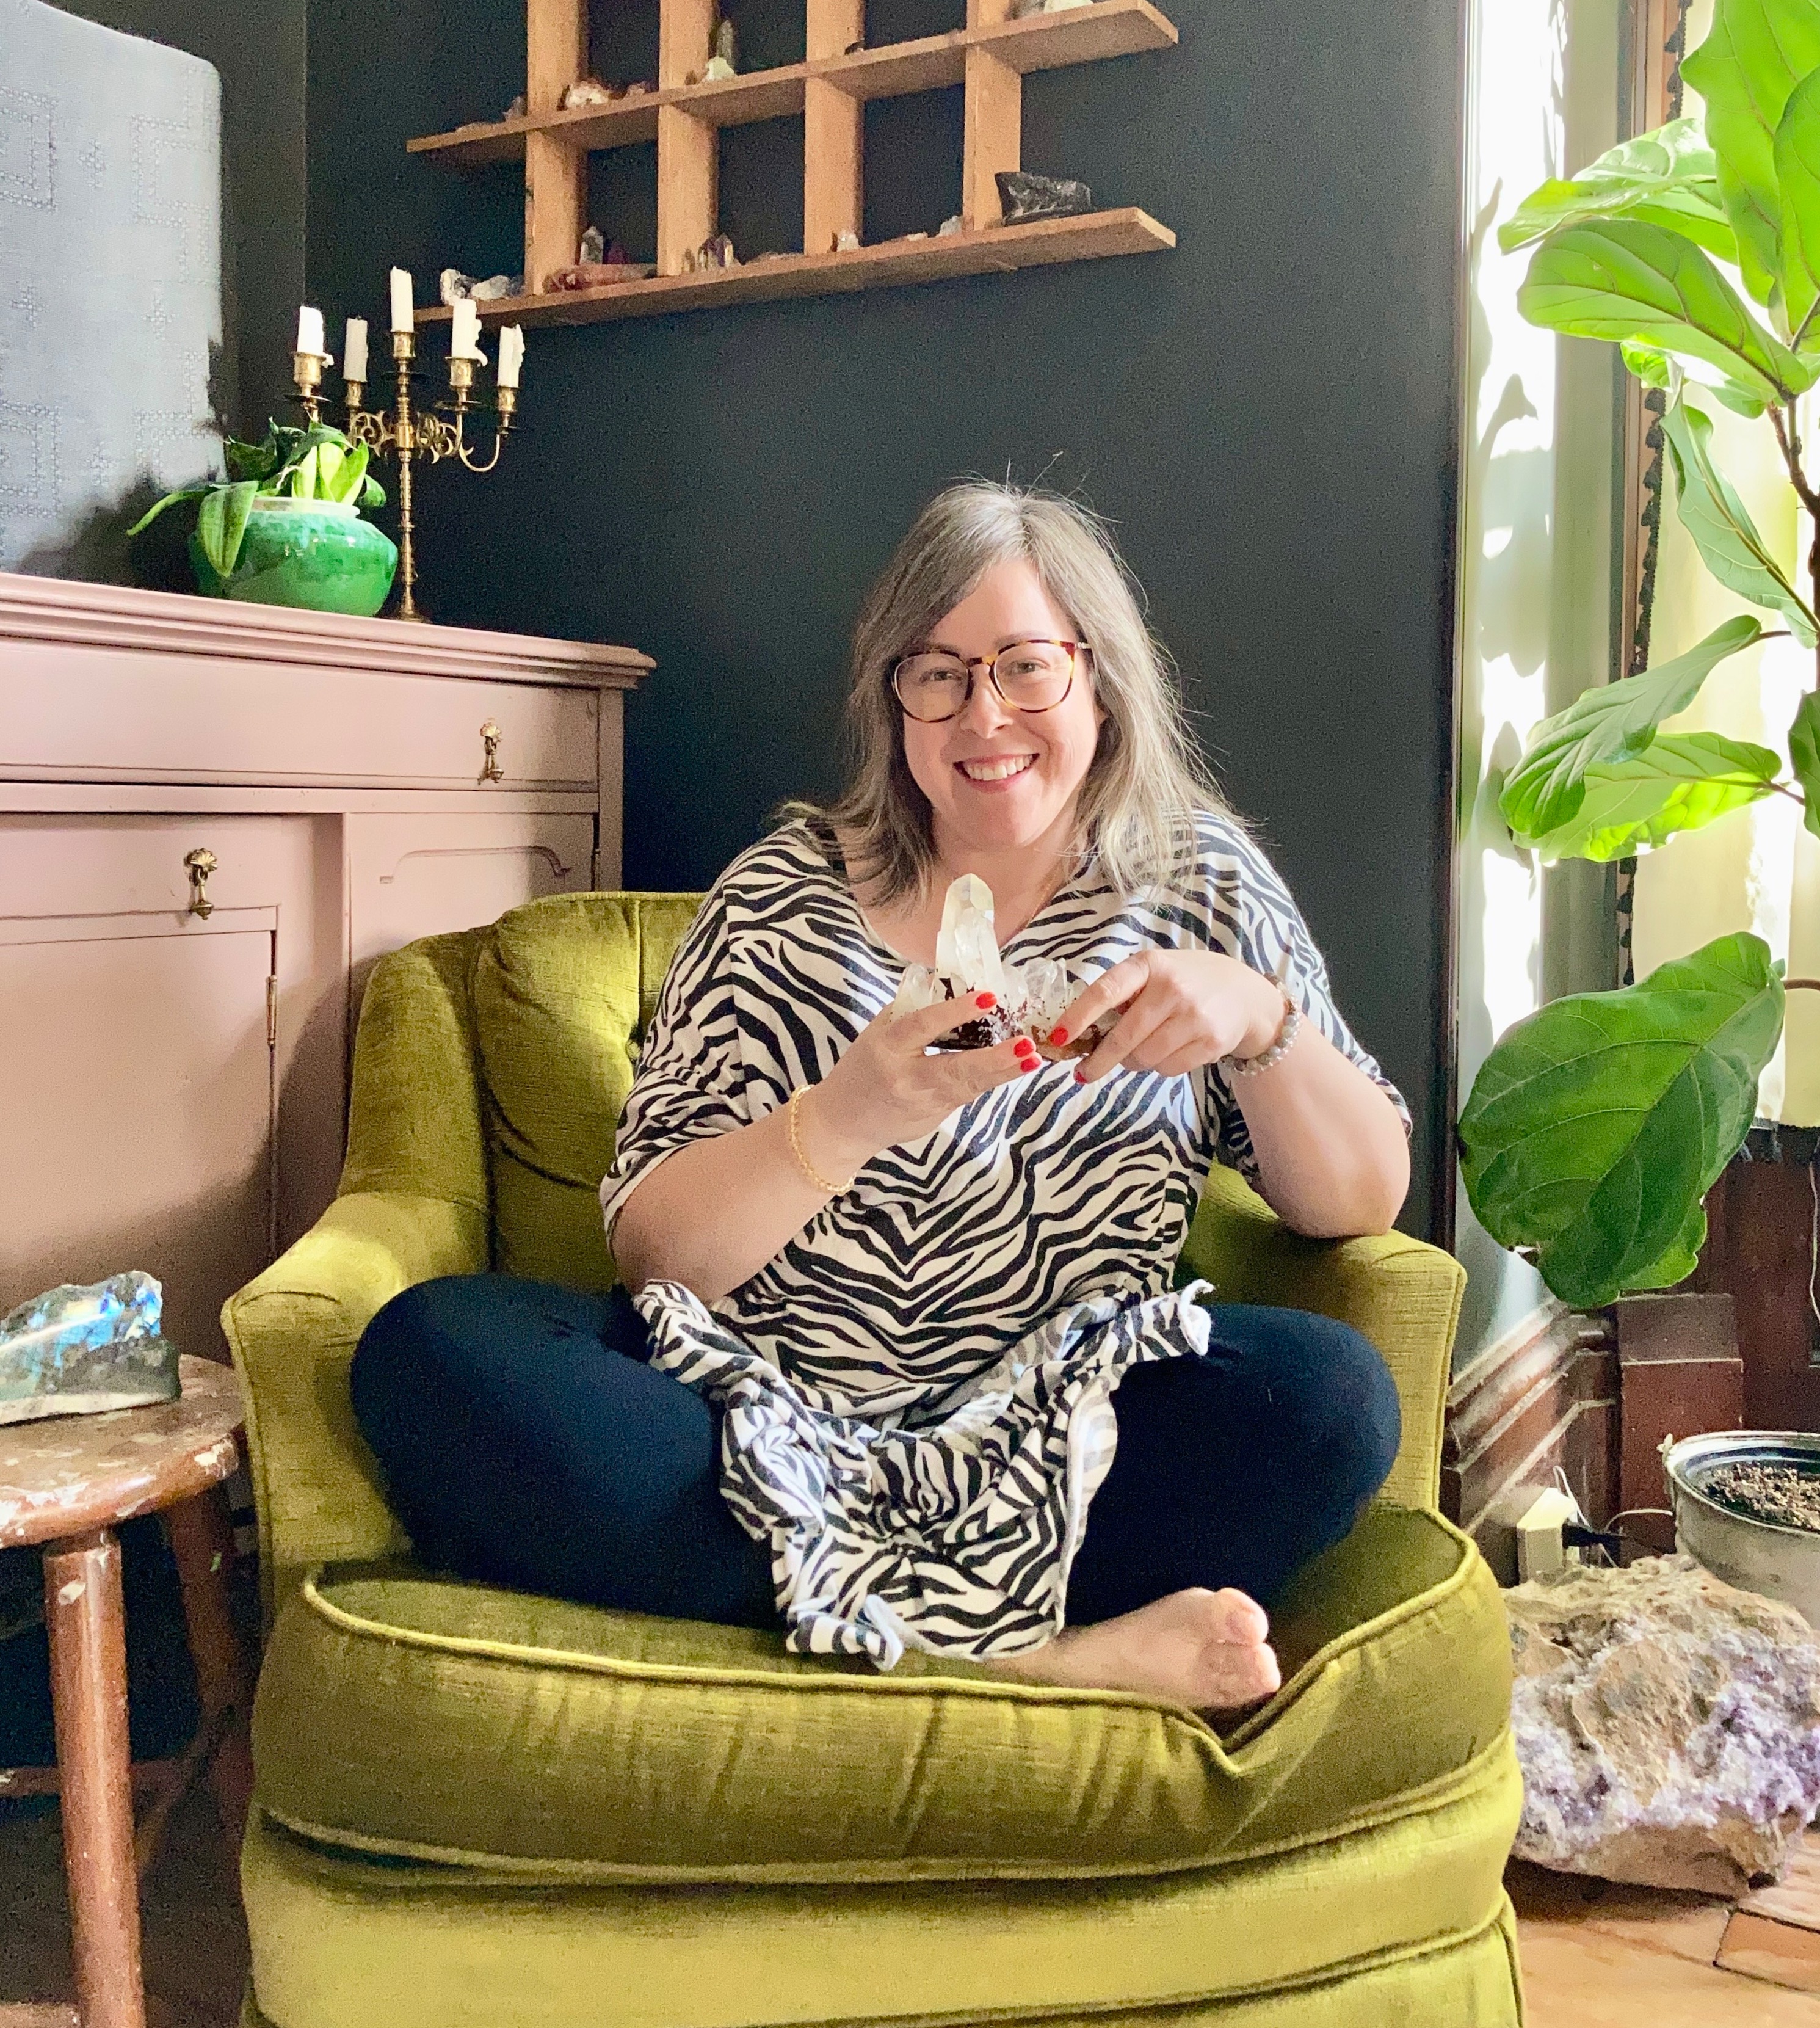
[0,0,221,570]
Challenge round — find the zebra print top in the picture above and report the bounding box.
[598,814,1404,1665]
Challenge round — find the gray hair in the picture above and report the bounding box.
[785,480,1232,906]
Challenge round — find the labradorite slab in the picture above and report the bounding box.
[0,1271,181,1427]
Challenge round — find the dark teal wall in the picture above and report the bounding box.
[307,0,1464,1236]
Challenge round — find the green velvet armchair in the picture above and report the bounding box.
[224,892,1523,2028]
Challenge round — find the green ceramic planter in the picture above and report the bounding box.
[192,497,398,617]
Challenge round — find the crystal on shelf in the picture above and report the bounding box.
[579,225,605,265]
[0,1271,181,1427]
[995,171,1093,223]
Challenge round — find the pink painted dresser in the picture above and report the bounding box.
[0,572,651,1359]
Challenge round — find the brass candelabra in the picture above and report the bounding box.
[291,333,517,622]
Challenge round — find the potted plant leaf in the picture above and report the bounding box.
[129,420,398,619]
[1460,0,1820,1309]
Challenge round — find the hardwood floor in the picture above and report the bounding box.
[1511,1837,1820,2023]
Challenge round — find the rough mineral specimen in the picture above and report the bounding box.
[443,269,517,304]
[579,225,605,265]
[0,1271,181,1427]
[560,76,620,109]
[995,172,1093,224]
[1507,1555,1820,1894]
[888,878,1111,1057]
[834,230,860,252]
[938,214,964,236]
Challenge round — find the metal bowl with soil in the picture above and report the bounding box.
[1662,1430,1820,1627]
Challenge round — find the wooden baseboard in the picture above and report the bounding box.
[1443,1301,1618,1583]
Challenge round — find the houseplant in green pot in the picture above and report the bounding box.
[1460,0,1820,1309]
[130,420,398,618]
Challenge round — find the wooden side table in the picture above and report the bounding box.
[0,1356,248,2028]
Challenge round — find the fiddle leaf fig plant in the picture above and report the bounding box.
[1463,0,1820,1307]
[1459,935,1785,1309]
[128,420,385,582]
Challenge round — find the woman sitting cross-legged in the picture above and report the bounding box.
[352,481,1412,1713]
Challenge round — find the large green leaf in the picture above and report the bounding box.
[124,485,209,537]
[322,440,368,504]
[222,432,281,483]
[1661,397,1820,641]
[1526,731,1782,862]
[1683,0,1820,310]
[1778,71,1820,342]
[1459,932,1785,1307]
[1619,340,1768,414]
[1499,615,1766,842]
[1626,194,1744,264]
[1518,219,1814,402]
[1788,690,1820,837]
[193,479,258,579]
[1501,120,1739,268]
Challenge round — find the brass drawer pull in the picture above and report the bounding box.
[480,721,504,783]
[183,847,218,918]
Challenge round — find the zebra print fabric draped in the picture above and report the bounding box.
[599,817,1402,1665]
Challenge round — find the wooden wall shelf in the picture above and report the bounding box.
[407,0,1177,327]
[411,2,1178,166]
[419,207,1173,326]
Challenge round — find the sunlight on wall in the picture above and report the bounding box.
[1455,0,1617,1358]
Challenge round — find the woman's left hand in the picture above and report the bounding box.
[1053,952,1288,1081]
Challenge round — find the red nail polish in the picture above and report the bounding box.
[1049,1026,1069,1046]
[1014,1038,1037,1058]
[976,992,996,1009]
[1021,1056,1040,1074]
[1073,1068,1087,1083]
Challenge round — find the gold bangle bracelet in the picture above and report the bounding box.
[787,1086,855,1195]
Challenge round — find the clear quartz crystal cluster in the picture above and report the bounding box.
[888,876,1105,1057]
[0,1271,181,1427]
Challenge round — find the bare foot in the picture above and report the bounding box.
[985,1587,1283,1714]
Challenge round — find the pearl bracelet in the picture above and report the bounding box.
[1222,994,1303,1079]
[787,1086,855,1194]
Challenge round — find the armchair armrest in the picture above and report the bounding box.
[1177,1169,1465,1511]
[221,1190,488,1621]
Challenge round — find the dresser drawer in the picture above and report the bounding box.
[2,642,600,791]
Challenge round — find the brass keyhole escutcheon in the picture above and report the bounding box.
[184,847,219,918]
[480,721,504,783]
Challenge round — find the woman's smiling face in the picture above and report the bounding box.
[897,558,1105,863]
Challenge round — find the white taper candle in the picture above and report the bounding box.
[497,324,525,390]
[389,267,415,333]
[343,317,369,383]
[450,298,484,361]
[295,305,324,355]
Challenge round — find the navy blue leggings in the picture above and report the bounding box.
[350,1276,1401,1630]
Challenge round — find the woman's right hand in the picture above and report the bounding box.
[801,995,1037,1177]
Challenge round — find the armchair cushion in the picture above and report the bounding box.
[474,892,705,1290]
[251,1504,1510,1886]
